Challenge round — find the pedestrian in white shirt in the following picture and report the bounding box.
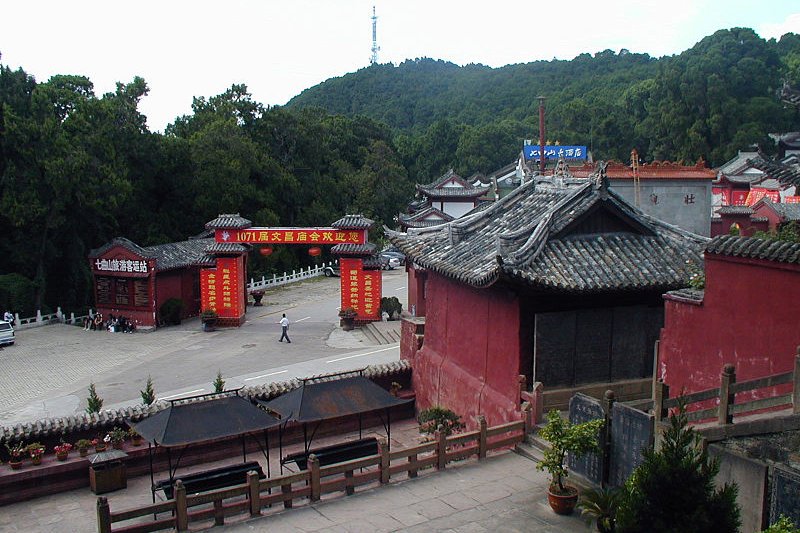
[279,313,291,343]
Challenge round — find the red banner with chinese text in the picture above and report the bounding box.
[731,190,749,206]
[745,188,780,206]
[785,196,800,204]
[712,187,730,206]
[338,258,381,320]
[216,228,365,245]
[201,256,245,318]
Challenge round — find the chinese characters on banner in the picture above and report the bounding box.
[785,196,800,204]
[201,256,245,318]
[522,145,587,161]
[745,188,780,206]
[94,258,149,273]
[731,190,749,206]
[216,228,365,245]
[339,258,381,320]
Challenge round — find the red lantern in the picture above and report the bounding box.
[308,246,322,257]
[259,246,273,257]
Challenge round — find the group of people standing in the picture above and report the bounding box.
[83,312,136,333]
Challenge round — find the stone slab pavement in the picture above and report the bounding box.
[0,449,587,533]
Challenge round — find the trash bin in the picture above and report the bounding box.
[89,449,128,494]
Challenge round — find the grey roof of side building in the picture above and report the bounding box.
[747,158,800,188]
[718,206,755,215]
[770,202,800,221]
[89,237,216,272]
[331,243,377,255]
[706,235,800,264]
[387,166,707,293]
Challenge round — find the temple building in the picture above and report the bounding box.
[399,170,489,230]
[389,164,706,426]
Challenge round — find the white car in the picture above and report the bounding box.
[0,320,15,346]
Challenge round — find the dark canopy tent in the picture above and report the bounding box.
[128,391,281,501]
[257,374,413,471]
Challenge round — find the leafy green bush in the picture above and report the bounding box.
[159,298,183,325]
[536,409,603,495]
[0,273,37,317]
[417,406,463,436]
[615,403,740,533]
[764,516,800,533]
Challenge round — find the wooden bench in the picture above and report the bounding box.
[154,461,265,499]
[282,437,379,470]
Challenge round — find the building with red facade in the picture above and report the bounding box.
[88,237,215,329]
[658,235,800,402]
[389,166,705,427]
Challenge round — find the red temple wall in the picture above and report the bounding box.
[409,271,522,428]
[659,254,800,399]
[156,271,190,320]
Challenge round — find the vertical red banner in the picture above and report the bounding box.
[340,258,363,313]
[361,269,381,320]
[216,256,244,318]
[200,268,218,313]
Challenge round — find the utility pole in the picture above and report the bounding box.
[370,6,380,65]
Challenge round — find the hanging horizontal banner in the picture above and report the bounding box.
[215,228,366,245]
[523,145,587,160]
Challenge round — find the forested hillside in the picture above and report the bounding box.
[1,27,799,316]
[289,28,800,176]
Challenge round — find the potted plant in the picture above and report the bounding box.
[251,290,265,306]
[536,409,604,515]
[108,427,127,449]
[577,486,621,532]
[200,308,218,332]
[27,443,45,465]
[93,436,109,453]
[6,441,26,470]
[127,427,143,446]
[76,439,92,457]
[338,307,357,331]
[54,442,73,461]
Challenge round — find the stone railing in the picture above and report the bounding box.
[247,261,336,293]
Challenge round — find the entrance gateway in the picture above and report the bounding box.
[204,214,383,327]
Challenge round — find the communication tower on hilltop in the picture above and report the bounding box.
[370,6,380,65]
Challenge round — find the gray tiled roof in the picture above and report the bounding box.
[205,242,250,254]
[706,235,800,264]
[718,206,754,215]
[205,214,252,230]
[89,237,215,272]
[331,243,377,255]
[387,170,707,292]
[771,202,800,221]
[748,158,800,187]
[399,206,453,225]
[331,214,374,230]
[417,169,489,198]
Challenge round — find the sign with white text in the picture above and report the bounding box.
[523,145,587,160]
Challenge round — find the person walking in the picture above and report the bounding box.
[279,313,291,343]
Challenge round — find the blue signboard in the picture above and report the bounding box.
[523,145,587,160]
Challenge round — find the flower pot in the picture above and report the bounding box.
[56,451,69,461]
[132,437,143,447]
[30,456,42,466]
[79,448,89,458]
[112,441,124,450]
[341,317,355,331]
[9,460,22,470]
[547,486,579,515]
[95,444,107,453]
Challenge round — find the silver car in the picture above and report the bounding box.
[0,320,15,346]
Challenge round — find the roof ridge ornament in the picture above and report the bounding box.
[594,161,610,198]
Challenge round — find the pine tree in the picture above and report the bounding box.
[86,383,104,414]
[213,371,225,393]
[615,404,740,533]
[140,375,155,405]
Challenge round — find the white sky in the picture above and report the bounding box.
[2,1,799,132]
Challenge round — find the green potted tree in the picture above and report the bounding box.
[536,409,604,515]
[200,309,218,332]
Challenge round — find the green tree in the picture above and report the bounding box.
[615,405,740,533]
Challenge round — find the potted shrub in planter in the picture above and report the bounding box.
[6,441,26,470]
[76,439,92,458]
[251,290,265,307]
[93,436,110,453]
[108,427,127,449]
[338,307,357,331]
[54,442,73,461]
[536,409,603,515]
[200,309,218,332]
[127,428,143,446]
[27,443,45,465]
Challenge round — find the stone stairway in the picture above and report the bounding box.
[361,321,402,345]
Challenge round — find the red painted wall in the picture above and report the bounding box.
[408,269,523,428]
[659,254,800,401]
[156,271,189,321]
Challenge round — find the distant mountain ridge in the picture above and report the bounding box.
[287,28,800,168]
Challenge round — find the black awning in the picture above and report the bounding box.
[258,376,412,423]
[130,395,281,447]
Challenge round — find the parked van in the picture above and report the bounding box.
[0,320,15,346]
